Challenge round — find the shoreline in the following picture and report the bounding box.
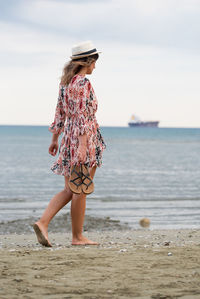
[0,229,200,298]
[0,212,131,235]
[1,212,199,235]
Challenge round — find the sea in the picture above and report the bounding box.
[0,125,200,230]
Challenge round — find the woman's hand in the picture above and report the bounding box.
[77,144,87,163]
[49,141,59,156]
[49,133,59,156]
[78,133,87,162]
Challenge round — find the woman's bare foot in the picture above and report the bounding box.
[72,235,99,245]
[33,221,52,247]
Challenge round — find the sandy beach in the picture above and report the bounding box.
[0,222,200,298]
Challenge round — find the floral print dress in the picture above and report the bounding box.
[49,74,106,177]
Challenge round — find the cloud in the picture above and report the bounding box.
[49,0,110,3]
[1,0,200,127]
[4,0,198,52]
[0,18,72,51]
[0,19,75,68]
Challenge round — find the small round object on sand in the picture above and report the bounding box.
[139,218,150,228]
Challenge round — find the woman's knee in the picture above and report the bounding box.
[72,192,87,201]
[64,176,73,196]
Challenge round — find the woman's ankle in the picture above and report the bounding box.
[72,233,83,240]
[36,219,48,230]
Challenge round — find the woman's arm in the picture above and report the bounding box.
[49,132,60,156]
[75,78,92,163]
[48,84,66,156]
[78,133,87,146]
[77,133,87,162]
[49,85,66,135]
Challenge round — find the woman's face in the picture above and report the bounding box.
[86,61,96,74]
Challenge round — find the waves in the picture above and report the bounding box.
[0,126,200,229]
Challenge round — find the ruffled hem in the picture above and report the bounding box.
[51,159,103,177]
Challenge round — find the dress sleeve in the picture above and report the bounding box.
[75,78,93,136]
[49,84,66,134]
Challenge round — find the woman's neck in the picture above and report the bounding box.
[77,67,87,76]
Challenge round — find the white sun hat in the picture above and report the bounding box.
[70,40,101,60]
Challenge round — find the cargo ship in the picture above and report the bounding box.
[128,114,159,127]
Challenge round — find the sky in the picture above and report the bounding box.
[0,0,200,127]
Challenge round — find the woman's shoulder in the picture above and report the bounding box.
[73,75,92,90]
[79,76,90,86]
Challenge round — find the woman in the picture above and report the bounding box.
[33,41,106,246]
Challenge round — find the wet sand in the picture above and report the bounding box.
[0,229,200,298]
[0,212,130,235]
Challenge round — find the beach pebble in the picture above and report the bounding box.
[168,252,173,256]
[13,278,23,282]
[109,241,114,245]
[119,249,127,253]
[163,241,171,246]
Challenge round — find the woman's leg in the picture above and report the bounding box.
[34,176,73,243]
[71,165,97,245]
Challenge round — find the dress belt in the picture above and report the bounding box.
[67,114,96,122]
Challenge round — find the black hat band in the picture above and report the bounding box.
[73,48,97,57]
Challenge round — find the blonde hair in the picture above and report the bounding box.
[60,54,99,85]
